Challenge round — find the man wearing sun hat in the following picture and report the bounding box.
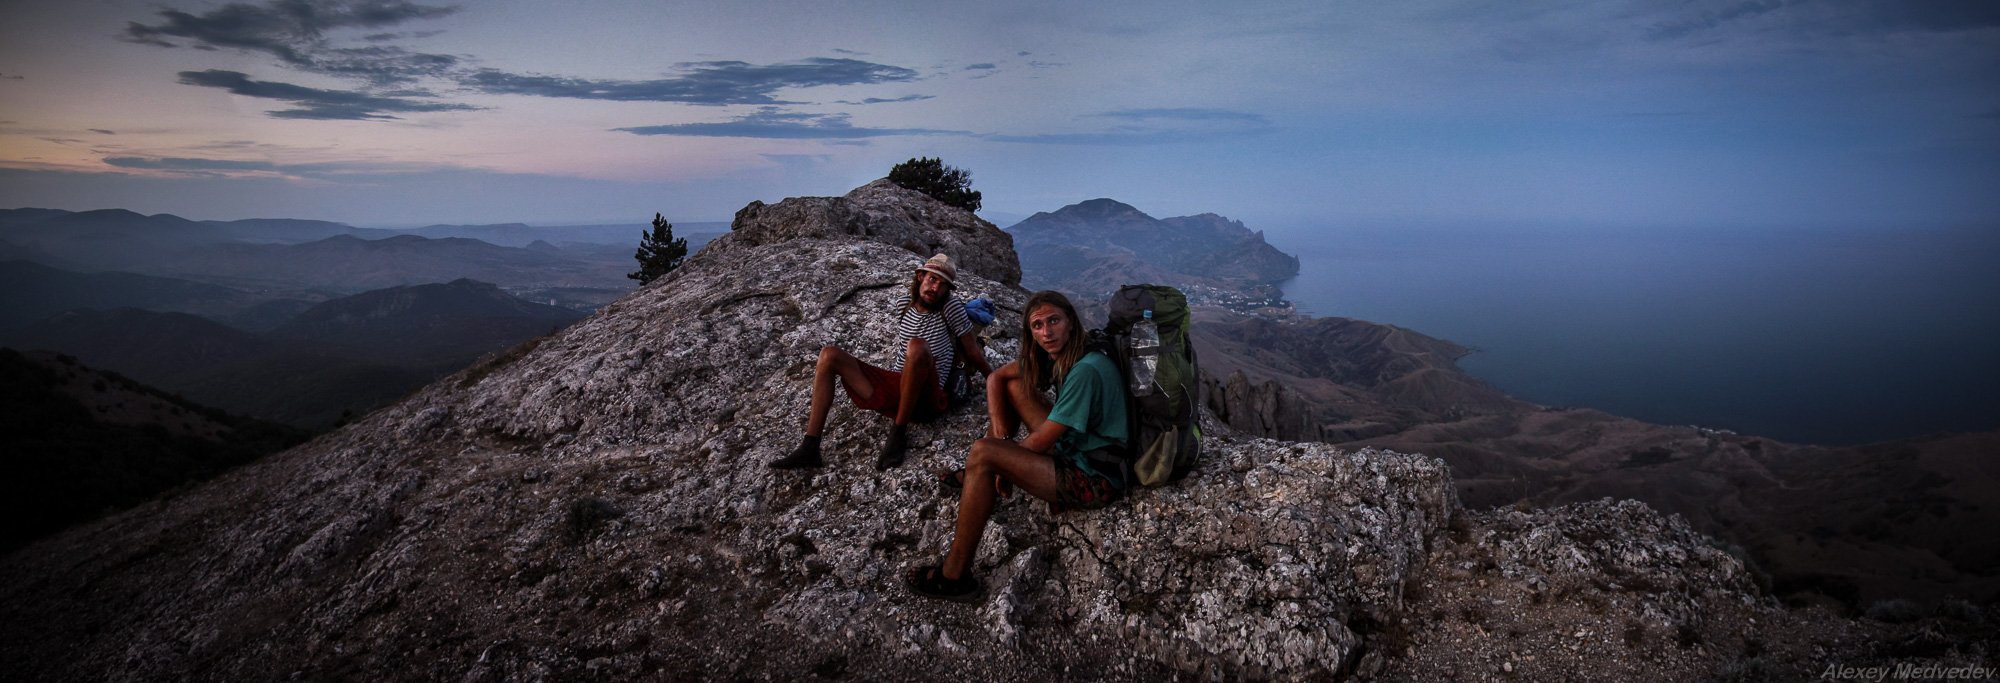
[772,253,993,470]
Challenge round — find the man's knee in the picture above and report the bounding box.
[905,337,932,364]
[817,345,847,369]
[967,438,1005,474]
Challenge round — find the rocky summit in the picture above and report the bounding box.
[0,182,1982,681]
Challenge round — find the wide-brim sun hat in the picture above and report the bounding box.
[917,253,956,284]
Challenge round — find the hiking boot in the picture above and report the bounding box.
[875,426,909,470]
[770,436,823,469]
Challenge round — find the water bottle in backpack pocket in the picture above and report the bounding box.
[1128,309,1158,397]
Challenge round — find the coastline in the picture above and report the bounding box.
[1264,225,2000,446]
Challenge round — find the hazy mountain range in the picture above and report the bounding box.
[0,207,723,303]
[1006,198,1299,296]
[4,271,583,428]
[2,207,725,428]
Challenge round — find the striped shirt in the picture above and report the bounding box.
[889,296,974,390]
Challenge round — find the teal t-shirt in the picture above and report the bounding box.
[1046,351,1129,483]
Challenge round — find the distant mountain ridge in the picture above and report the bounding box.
[398,221,730,248]
[1006,198,1299,295]
[271,278,583,366]
[0,207,681,429]
[0,208,731,309]
[4,277,582,428]
[0,260,260,333]
[158,233,589,291]
[1,207,728,248]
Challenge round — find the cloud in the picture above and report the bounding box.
[90,129,118,135]
[617,104,1270,144]
[1642,0,1787,42]
[464,58,919,105]
[985,131,1217,145]
[965,63,997,71]
[124,0,461,84]
[1089,108,1269,124]
[759,153,834,172]
[1643,0,2000,42]
[1880,1,2000,32]
[992,108,1273,145]
[363,29,440,42]
[126,3,929,117]
[985,125,1274,145]
[0,72,24,80]
[100,154,465,180]
[614,108,969,139]
[834,95,935,105]
[178,69,479,120]
[105,156,280,172]
[1605,111,1703,118]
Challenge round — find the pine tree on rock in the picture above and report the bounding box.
[888,157,982,212]
[629,213,689,285]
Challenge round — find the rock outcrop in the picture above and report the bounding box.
[1194,311,1525,443]
[732,178,1020,288]
[0,182,1978,681]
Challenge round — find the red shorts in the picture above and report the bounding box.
[846,363,948,420]
[1054,449,1123,510]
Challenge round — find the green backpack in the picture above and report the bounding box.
[1103,284,1201,486]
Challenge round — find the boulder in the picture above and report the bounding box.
[728,178,1020,288]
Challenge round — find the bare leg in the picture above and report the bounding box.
[806,345,873,437]
[893,337,937,427]
[941,437,1064,580]
[776,346,881,469]
[984,361,1051,439]
[876,339,937,469]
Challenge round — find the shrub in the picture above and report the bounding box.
[888,157,982,212]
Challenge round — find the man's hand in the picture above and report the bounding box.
[958,331,992,376]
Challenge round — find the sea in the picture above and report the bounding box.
[1265,223,2000,446]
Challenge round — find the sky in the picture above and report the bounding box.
[1,0,1996,231]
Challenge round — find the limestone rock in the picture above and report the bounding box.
[727,178,1020,288]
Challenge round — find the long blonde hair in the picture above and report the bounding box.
[1019,290,1086,391]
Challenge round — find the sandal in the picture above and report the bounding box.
[936,468,968,494]
[904,564,982,603]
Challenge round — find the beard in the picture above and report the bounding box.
[916,287,948,311]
